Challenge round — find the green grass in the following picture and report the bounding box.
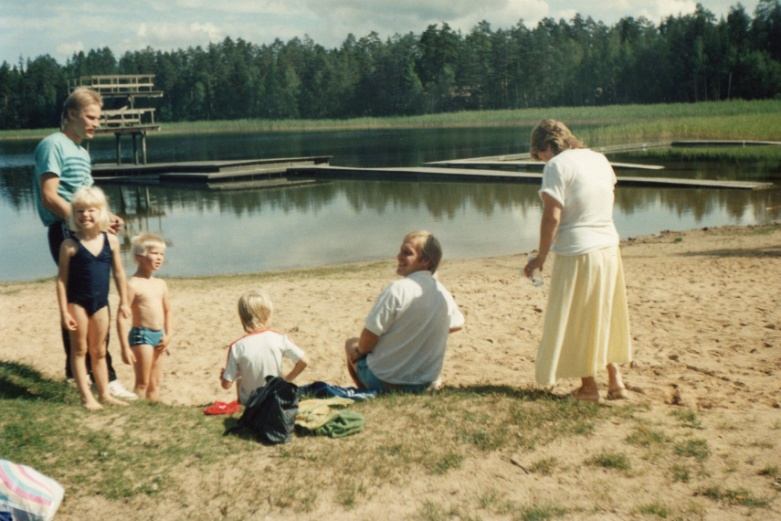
[626,425,669,447]
[697,486,770,508]
[670,463,691,483]
[673,438,710,461]
[618,145,781,162]
[3,99,781,145]
[670,409,704,430]
[516,504,568,521]
[529,456,558,475]
[0,363,623,516]
[636,502,671,518]
[586,451,632,472]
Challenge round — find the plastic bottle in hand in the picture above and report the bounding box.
[527,253,544,287]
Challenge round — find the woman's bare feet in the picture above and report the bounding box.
[570,386,602,402]
[606,363,628,400]
[607,387,628,400]
[571,376,601,402]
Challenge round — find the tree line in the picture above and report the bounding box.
[1,1,779,130]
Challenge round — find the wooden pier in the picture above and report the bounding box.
[90,152,774,191]
[286,165,774,190]
[93,156,330,189]
[428,159,665,171]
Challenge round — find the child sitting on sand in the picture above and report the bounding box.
[119,233,172,401]
[56,186,130,410]
[220,290,309,404]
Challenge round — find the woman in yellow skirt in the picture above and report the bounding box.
[523,120,631,402]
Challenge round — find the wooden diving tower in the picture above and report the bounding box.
[69,74,163,164]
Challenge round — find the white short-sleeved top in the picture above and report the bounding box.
[365,270,464,385]
[223,330,306,404]
[539,148,620,256]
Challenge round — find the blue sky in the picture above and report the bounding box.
[0,0,760,65]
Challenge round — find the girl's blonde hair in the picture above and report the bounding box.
[131,233,166,257]
[61,87,103,130]
[238,290,273,332]
[529,119,584,160]
[404,230,442,274]
[67,186,111,232]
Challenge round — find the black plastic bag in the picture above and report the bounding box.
[228,376,299,444]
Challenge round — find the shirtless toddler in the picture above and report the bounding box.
[119,233,171,401]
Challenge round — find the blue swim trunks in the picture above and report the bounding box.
[129,326,164,347]
[355,357,430,394]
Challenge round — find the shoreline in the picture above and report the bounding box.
[2,222,778,287]
[2,222,780,520]
[2,222,779,409]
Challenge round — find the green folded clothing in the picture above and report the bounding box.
[313,410,364,438]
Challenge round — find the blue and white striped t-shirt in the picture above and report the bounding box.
[33,131,93,226]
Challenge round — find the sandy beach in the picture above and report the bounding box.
[2,223,780,519]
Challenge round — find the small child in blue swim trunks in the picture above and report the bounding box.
[119,233,171,401]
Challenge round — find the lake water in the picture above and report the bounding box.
[1,128,779,281]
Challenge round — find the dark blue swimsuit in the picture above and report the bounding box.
[67,232,112,316]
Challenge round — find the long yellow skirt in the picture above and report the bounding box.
[535,246,632,386]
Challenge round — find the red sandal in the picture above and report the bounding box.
[203,400,241,415]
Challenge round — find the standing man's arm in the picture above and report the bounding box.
[40,173,71,221]
[41,171,124,233]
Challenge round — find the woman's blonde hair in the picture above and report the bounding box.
[238,290,273,332]
[529,119,584,160]
[404,230,443,274]
[61,87,103,130]
[131,233,166,257]
[67,186,111,232]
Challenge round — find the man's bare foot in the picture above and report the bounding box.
[83,400,103,411]
[100,395,129,406]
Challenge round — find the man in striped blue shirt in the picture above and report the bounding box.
[33,87,136,400]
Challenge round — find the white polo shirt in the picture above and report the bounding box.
[365,270,464,385]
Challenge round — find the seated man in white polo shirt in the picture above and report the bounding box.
[345,230,464,393]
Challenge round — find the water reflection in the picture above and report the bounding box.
[0,127,526,170]
[1,127,779,281]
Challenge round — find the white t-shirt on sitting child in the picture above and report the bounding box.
[223,330,306,404]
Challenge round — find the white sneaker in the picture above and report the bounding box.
[108,380,138,400]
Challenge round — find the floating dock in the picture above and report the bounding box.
[93,156,330,189]
[287,165,774,190]
[91,154,774,191]
[428,159,665,171]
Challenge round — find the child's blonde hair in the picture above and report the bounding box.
[67,186,111,232]
[131,233,166,257]
[404,230,442,274]
[238,290,273,332]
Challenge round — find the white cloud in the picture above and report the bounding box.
[173,0,301,15]
[135,21,224,46]
[303,0,549,43]
[0,0,763,64]
[56,41,85,57]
